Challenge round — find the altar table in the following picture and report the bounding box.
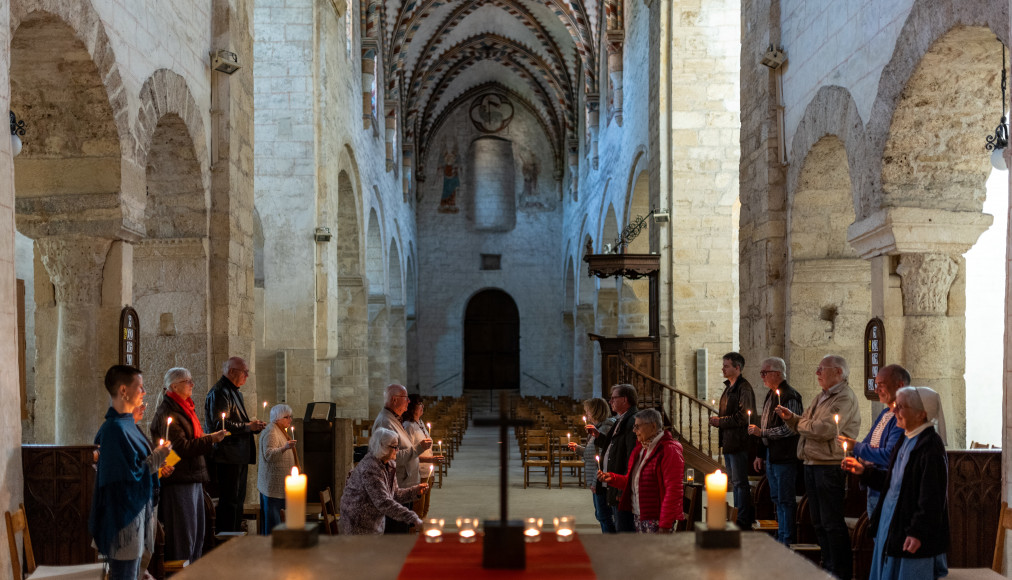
[176,532,832,579]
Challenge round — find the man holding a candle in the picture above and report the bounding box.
[592,384,640,532]
[372,384,432,533]
[707,352,756,529]
[837,364,908,517]
[747,357,803,545]
[776,354,860,580]
[205,356,267,533]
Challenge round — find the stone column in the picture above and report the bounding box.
[388,305,406,385]
[573,304,596,398]
[36,235,126,444]
[367,296,389,417]
[896,252,961,445]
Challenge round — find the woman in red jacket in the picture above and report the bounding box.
[598,409,684,533]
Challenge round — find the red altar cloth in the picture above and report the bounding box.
[397,532,596,580]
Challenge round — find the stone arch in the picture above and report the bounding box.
[576,234,597,397]
[786,86,867,226]
[136,69,210,194]
[365,209,384,296]
[333,168,369,417]
[786,136,869,407]
[365,208,388,415]
[388,239,406,383]
[9,4,133,444]
[133,104,212,404]
[863,0,1008,219]
[10,1,135,165]
[617,169,651,337]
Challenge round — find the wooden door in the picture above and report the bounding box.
[464,289,519,390]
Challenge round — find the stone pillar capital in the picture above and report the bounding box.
[895,252,957,316]
[36,236,113,305]
[847,207,992,259]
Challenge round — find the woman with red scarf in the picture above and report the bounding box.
[151,367,226,562]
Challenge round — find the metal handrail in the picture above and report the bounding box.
[617,354,721,465]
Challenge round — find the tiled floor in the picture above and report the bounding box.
[426,421,602,533]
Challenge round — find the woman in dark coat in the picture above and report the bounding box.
[150,367,226,562]
[842,386,949,580]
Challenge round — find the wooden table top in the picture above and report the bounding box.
[176,531,834,579]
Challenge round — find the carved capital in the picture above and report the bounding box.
[36,236,113,305]
[895,253,957,316]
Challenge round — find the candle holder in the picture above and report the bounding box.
[553,516,575,542]
[423,518,445,543]
[456,517,479,543]
[271,522,320,549]
[694,522,741,549]
[685,467,695,483]
[523,517,543,543]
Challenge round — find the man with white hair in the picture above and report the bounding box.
[777,354,860,580]
[371,384,431,533]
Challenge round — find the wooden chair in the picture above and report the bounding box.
[851,511,874,580]
[319,487,339,535]
[676,484,701,532]
[5,503,104,580]
[523,436,552,489]
[558,452,585,488]
[991,501,1012,573]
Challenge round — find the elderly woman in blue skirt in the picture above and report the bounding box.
[842,386,949,580]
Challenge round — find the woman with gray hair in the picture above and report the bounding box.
[842,387,949,580]
[149,367,227,562]
[257,403,297,534]
[339,427,427,535]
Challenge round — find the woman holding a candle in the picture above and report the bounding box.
[402,394,440,481]
[842,387,949,580]
[340,427,428,535]
[569,397,617,532]
[597,409,684,533]
[149,367,227,562]
[257,403,298,534]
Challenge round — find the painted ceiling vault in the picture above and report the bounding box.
[367,0,624,176]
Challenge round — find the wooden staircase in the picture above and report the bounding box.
[616,354,723,475]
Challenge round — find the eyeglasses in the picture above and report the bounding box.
[172,379,194,386]
[759,370,778,377]
[281,415,293,419]
[387,444,400,450]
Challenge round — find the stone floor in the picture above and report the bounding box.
[426,421,602,533]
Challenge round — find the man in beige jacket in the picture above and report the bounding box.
[776,354,860,580]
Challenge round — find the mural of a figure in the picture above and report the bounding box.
[439,146,460,213]
[519,152,547,210]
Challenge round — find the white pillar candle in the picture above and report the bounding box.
[834,414,840,438]
[705,470,728,530]
[285,466,307,529]
[166,416,172,438]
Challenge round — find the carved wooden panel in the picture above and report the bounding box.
[946,450,1001,567]
[22,445,99,565]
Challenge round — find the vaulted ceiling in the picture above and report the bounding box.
[370,0,622,171]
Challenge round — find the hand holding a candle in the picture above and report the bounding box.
[837,435,856,449]
[841,456,865,475]
[774,405,795,420]
[596,470,614,483]
[209,429,228,443]
[747,423,762,436]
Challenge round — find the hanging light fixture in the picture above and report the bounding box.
[985,42,1008,171]
[9,111,25,158]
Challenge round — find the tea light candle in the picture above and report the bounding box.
[423,518,444,543]
[554,516,575,541]
[524,517,543,543]
[284,466,307,529]
[705,470,728,530]
[456,517,478,543]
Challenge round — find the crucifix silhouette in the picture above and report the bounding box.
[472,392,534,569]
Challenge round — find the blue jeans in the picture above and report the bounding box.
[614,509,636,532]
[724,451,753,527]
[805,465,851,580]
[593,492,617,533]
[765,452,798,545]
[108,558,140,580]
[261,493,285,535]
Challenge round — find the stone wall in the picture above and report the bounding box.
[416,98,563,395]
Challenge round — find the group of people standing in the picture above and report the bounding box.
[711,351,949,580]
[88,357,291,580]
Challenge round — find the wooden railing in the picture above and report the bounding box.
[617,354,722,472]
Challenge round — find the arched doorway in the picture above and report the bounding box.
[464,290,519,390]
